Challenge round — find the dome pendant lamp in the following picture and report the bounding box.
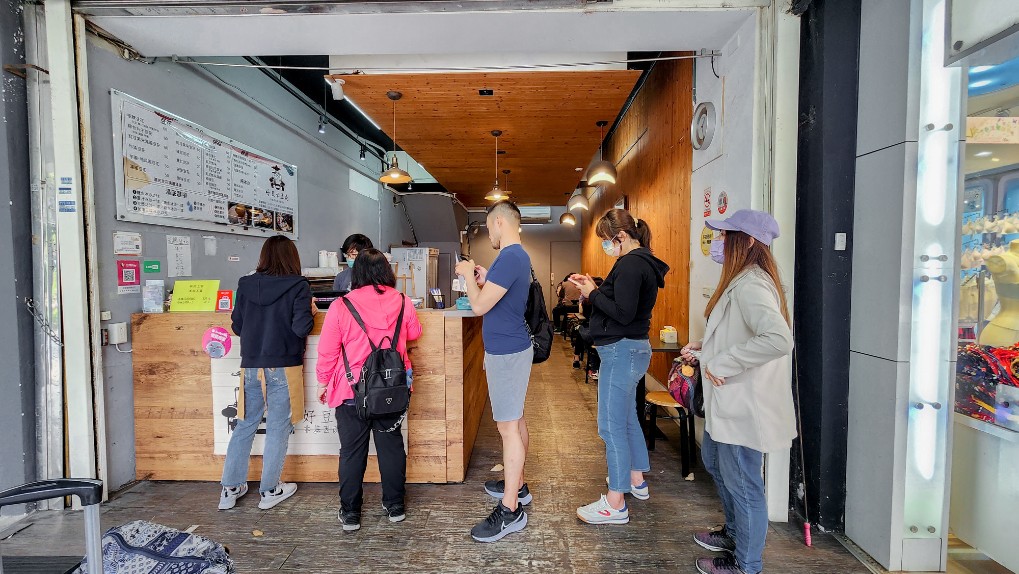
[559,212,577,226]
[379,91,412,184]
[567,180,590,212]
[587,120,617,186]
[485,130,509,201]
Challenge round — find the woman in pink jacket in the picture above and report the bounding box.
[316,248,423,532]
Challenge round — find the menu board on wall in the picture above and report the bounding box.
[111,90,298,238]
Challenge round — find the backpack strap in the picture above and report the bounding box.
[340,296,377,384]
[390,294,406,351]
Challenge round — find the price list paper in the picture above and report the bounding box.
[114,92,298,237]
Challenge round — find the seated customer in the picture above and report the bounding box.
[316,249,423,531]
[553,274,582,333]
[333,234,374,293]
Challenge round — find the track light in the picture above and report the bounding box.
[359,143,367,161]
[318,115,326,134]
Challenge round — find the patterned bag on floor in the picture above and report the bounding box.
[76,520,235,573]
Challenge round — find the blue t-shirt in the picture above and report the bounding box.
[482,244,532,355]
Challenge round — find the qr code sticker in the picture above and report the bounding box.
[122,268,136,283]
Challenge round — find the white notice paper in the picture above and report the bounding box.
[113,231,143,256]
[167,235,192,278]
[204,236,217,257]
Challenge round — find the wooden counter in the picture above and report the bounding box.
[131,309,486,484]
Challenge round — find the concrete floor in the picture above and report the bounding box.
[0,339,870,573]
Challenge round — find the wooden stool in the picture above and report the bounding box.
[645,391,697,481]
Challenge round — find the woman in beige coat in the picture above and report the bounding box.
[681,210,795,574]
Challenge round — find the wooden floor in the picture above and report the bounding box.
[1,340,871,573]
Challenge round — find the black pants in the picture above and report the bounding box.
[335,404,407,512]
[553,304,579,330]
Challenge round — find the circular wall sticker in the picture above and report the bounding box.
[202,326,232,359]
[717,191,729,215]
[691,102,717,150]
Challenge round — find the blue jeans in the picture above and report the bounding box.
[221,367,294,493]
[702,430,767,574]
[597,338,652,494]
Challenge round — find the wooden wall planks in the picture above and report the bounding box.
[132,311,486,484]
[580,54,694,383]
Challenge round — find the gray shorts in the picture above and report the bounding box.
[485,347,534,422]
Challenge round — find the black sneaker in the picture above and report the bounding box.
[573,360,581,369]
[471,502,528,543]
[338,509,361,532]
[694,525,736,554]
[384,503,406,523]
[695,556,747,574]
[483,480,533,505]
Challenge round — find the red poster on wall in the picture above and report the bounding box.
[703,188,712,217]
[117,260,141,295]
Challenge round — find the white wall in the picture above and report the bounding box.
[688,14,758,341]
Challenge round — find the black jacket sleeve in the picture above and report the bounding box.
[231,287,244,335]
[590,258,645,326]
[291,282,314,338]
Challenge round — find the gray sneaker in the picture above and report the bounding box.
[218,484,248,510]
[258,482,298,510]
[694,525,736,554]
[696,556,747,574]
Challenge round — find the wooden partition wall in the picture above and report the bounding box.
[581,54,693,383]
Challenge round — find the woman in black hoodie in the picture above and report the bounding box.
[219,235,315,512]
[572,209,669,526]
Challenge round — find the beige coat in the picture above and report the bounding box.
[701,266,796,453]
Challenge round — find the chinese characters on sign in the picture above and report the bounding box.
[117,94,298,237]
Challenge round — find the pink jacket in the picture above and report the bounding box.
[316,286,423,408]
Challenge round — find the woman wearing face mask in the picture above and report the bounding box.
[570,209,669,525]
[333,234,374,293]
[681,209,795,574]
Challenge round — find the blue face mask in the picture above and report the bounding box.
[602,239,621,257]
[710,239,725,264]
[346,258,355,269]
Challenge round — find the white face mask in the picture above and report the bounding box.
[602,239,621,257]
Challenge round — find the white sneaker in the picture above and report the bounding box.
[605,477,650,500]
[219,484,248,510]
[258,482,298,510]
[576,495,629,525]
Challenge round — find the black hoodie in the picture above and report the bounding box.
[588,247,670,345]
[231,273,314,368]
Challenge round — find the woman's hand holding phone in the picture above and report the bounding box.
[570,273,597,297]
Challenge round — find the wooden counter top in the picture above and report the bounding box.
[131,310,486,484]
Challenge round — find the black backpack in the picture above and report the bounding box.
[525,268,554,364]
[340,295,410,422]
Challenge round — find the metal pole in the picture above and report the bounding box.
[83,504,103,574]
[44,0,97,492]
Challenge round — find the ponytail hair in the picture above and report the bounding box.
[596,208,652,250]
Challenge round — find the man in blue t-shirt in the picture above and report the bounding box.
[454,200,533,543]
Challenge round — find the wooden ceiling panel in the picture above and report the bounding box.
[332,71,642,206]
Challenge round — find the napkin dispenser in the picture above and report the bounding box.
[660,326,678,344]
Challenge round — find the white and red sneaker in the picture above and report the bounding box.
[576,495,629,525]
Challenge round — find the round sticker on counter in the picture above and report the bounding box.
[717,191,729,215]
[202,327,231,359]
[700,227,715,256]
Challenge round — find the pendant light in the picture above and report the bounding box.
[379,91,412,184]
[485,130,509,201]
[587,120,617,186]
[559,212,577,226]
[567,180,590,212]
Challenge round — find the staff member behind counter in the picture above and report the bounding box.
[333,234,374,293]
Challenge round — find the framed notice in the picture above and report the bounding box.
[111,90,298,238]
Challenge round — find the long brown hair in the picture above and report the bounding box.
[704,231,790,324]
[596,208,652,250]
[256,235,302,276]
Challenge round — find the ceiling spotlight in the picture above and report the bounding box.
[328,77,346,100]
[567,190,590,212]
[575,167,583,172]
[975,151,993,158]
[318,115,326,134]
[992,157,1001,162]
[587,120,617,186]
[560,212,577,226]
[359,143,367,161]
